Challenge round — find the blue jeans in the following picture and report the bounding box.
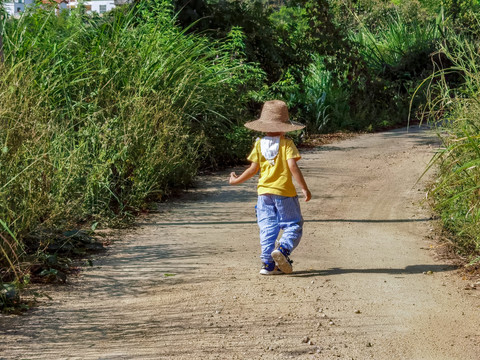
[256,194,303,264]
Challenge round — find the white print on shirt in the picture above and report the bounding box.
[260,136,280,166]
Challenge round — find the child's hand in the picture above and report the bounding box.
[302,188,312,202]
[229,172,238,185]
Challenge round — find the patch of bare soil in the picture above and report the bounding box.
[1,126,479,360]
[300,131,360,148]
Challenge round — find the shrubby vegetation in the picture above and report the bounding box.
[1,0,480,307]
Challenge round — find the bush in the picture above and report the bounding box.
[174,0,288,83]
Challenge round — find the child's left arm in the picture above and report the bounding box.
[287,158,312,202]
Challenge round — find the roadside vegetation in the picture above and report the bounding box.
[423,29,480,264]
[1,0,479,310]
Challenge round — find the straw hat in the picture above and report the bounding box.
[244,100,305,133]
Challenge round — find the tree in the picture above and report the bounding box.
[300,0,368,81]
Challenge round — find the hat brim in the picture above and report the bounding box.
[244,119,305,132]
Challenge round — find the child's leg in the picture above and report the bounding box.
[256,195,280,264]
[275,196,303,252]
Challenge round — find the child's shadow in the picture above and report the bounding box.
[290,264,458,277]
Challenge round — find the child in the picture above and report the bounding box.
[229,100,311,275]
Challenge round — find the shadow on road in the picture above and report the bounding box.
[138,218,433,226]
[290,264,458,277]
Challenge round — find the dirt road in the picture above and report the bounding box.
[1,127,480,360]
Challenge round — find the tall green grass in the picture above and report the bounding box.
[424,32,480,257]
[352,14,439,76]
[300,55,350,132]
[344,12,442,130]
[0,3,256,276]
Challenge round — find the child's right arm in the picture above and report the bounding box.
[287,158,312,202]
[229,162,259,185]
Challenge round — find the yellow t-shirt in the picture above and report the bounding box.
[247,137,301,197]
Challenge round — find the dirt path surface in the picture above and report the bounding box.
[1,127,480,360]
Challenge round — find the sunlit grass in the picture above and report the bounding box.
[0,3,254,278]
[423,31,480,256]
[351,13,439,74]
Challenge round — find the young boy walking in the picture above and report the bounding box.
[229,100,311,275]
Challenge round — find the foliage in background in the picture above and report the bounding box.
[174,0,296,84]
[171,0,441,132]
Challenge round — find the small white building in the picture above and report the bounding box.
[2,0,118,16]
[2,0,36,17]
[68,1,116,15]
